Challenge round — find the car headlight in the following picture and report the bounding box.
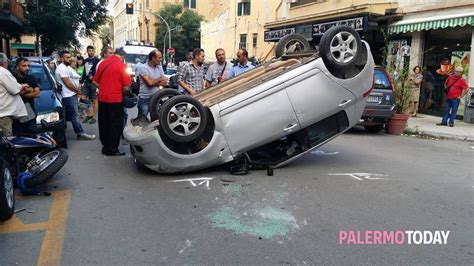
[36,111,60,124]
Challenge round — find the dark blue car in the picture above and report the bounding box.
[28,62,67,148]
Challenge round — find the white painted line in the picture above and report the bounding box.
[328,173,387,181]
[170,177,214,189]
[311,150,339,156]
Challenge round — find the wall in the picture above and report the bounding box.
[200,0,280,62]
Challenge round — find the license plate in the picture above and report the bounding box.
[367,95,382,103]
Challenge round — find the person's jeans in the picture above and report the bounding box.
[62,96,84,135]
[137,96,150,117]
[441,98,460,125]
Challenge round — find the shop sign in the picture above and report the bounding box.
[264,27,295,42]
[312,17,365,36]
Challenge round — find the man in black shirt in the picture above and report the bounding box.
[81,45,100,124]
[12,57,40,135]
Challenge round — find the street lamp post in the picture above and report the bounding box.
[36,0,42,57]
[153,12,171,63]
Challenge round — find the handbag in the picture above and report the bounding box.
[443,77,460,94]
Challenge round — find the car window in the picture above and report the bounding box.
[29,65,52,90]
[374,69,391,90]
[124,54,148,64]
[165,68,176,75]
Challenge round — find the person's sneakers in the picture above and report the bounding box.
[83,116,92,123]
[449,124,454,127]
[77,133,96,140]
[436,123,448,126]
[105,151,125,156]
[88,118,97,124]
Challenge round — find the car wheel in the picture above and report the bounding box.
[159,96,208,143]
[275,34,311,58]
[0,161,14,221]
[319,25,362,70]
[25,148,68,187]
[149,89,181,121]
[364,125,384,133]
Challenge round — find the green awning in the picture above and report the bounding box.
[10,43,35,49]
[389,13,474,34]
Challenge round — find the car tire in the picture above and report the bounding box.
[25,148,68,187]
[0,160,14,221]
[159,96,208,143]
[149,89,181,121]
[275,34,311,58]
[364,125,384,133]
[319,25,362,70]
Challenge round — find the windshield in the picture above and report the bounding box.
[124,54,147,64]
[29,65,53,90]
[374,69,392,90]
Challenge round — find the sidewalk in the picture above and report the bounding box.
[405,114,474,141]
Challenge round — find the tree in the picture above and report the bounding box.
[22,0,109,55]
[155,4,203,62]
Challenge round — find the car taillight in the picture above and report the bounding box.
[382,68,395,92]
[363,76,375,98]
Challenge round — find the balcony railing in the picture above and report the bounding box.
[0,0,24,21]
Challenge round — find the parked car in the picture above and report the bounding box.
[125,26,374,173]
[29,62,67,147]
[359,67,396,133]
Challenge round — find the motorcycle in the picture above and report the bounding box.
[0,122,68,220]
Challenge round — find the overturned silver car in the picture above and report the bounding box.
[124,26,375,173]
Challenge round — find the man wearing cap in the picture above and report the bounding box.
[93,48,131,156]
[437,66,469,127]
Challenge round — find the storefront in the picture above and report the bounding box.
[389,13,474,119]
[264,14,390,65]
[10,42,35,57]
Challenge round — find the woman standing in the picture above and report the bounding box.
[407,66,423,117]
[76,55,85,77]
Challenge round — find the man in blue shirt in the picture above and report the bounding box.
[137,50,167,117]
[227,48,255,79]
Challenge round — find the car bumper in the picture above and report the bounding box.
[124,121,234,173]
[360,105,395,125]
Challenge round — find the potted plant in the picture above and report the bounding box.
[386,69,412,135]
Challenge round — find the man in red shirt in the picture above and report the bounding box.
[93,48,131,156]
[437,66,469,127]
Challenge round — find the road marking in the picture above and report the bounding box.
[328,173,387,181]
[0,190,71,266]
[310,150,339,156]
[170,177,214,189]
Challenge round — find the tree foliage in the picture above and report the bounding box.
[22,0,109,55]
[155,4,203,62]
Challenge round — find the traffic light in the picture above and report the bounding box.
[126,3,133,15]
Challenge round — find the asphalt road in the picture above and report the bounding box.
[1,123,473,265]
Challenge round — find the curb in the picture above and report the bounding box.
[405,127,474,142]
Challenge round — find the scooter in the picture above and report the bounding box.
[0,121,69,221]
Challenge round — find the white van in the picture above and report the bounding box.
[118,42,156,65]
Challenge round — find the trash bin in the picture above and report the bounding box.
[463,87,474,123]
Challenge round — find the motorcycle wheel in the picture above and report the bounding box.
[0,160,14,221]
[25,148,69,187]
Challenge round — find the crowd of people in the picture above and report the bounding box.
[0,46,256,157]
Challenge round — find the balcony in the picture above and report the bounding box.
[0,0,24,26]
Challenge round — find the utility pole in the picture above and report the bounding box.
[36,0,42,57]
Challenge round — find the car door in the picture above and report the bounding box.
[219,83,301,155]
[284,69,356,128]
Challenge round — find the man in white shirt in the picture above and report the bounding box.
[0,53,27,136]
[55,50,95,140]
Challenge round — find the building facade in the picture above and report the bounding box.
[0,0,25,57]
[263,0,399,64]
[200,0,282,62]
[388,0,473,119]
